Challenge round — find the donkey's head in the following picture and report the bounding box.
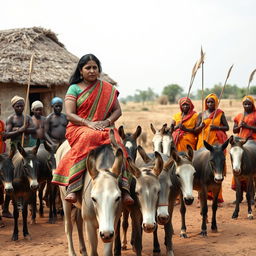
[17,139,40,190]
[118,125,141,161]
[128,146,163,233]
[0,144,15,193]
[229,135,247,175]
[87,147,123,243]
[204,138,229,183]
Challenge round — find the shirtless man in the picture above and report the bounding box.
[30,100,46,146]
[3,96,36,218]
[44,97,68,145]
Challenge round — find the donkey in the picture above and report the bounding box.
[149,145,195,256]
[192,139,229,236]
[150,123,173,156]
[117,125,141,250]
[0,144,16,227]
[11,140,40,240]
[229,135,256,219]
[37,142,58,223]
[57,129,126,256]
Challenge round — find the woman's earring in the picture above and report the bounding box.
[80,75,83,79]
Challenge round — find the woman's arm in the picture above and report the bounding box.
[210,113,229,131]
[194,113,205,134]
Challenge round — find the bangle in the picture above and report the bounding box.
[106,118,112,125]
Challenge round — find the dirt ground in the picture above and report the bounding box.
[1,100,256,256]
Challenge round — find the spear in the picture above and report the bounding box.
[21,53,35,147]
[246,68,256,95]
[206,64,234,142]
[200,46,206,139]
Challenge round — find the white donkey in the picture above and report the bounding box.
[150,123,173,156]
[56,130,125,256]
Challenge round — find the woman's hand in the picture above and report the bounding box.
[240,121,250,129]
[87,120,110,130]
[210,125,219,131]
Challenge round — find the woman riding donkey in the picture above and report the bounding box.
[231,95,256,203]
[171,97,198,152]
[52,54,133,205]
[196,93,229,206]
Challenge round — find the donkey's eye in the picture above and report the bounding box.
[115,196,121,202]
[176,174,180,178]
[91,197,97,203]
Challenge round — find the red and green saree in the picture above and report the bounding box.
[52,80,127,193]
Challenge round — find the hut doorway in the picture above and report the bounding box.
[29,93,41,115]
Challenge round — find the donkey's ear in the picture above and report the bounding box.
[118,126,126,140]
[171,149,181,164]
[164,157,174,171]
[43,140,52,153]
[153,151,164,176]
[32,139,40,155]
[9,143,16,159]
[150,123,156,134]
[137,145,151,164]
[109,129,119,148]
[160,123,167,135]
[186,145,194,161]
[127,157,141,178]
[203,140,213,152]
[132,126,142,140]
[221,138,230,151]
[229,135,234,145]
[112,148,123,177]
[17,142,26,157]
[86,150,98,180]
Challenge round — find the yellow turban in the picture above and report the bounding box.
[31,100,43,111]
[205,93,219,110]
[242,95,255,110]
[11,95,25,106]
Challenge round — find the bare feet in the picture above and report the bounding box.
[2,211,13,218]
[122,191,134,206]
[65,193,77,204]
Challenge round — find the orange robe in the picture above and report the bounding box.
[231,111,256,191]
[172,112,198,152]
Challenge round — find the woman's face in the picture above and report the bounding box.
[80,60,100,83]
[181,103,190,114]
[243,100,253,113]
[206,97,215,111]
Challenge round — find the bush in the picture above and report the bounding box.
[158,95,169,105]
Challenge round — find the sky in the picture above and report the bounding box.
[1,0,256,98]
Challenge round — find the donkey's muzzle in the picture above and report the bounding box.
[184,197,194,205]
[157,215,169,225]
[100,231,114,243]
[143,222,156,233]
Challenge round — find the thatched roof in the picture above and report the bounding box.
[0,27,117,87]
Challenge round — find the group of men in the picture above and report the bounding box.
[0,95,68,218]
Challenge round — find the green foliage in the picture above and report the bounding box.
[162,84,183,103]
[122,87,157,104]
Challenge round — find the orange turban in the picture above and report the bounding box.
[242,95,255,110]
[204,93,219,110]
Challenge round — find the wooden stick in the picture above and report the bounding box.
[21,53,35,147]
[200,46,205,139]
[246,68,256,95]
[206,64,234,142]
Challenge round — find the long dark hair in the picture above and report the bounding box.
[69,54,102,85]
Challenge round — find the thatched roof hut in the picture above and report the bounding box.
[0,27,117,120]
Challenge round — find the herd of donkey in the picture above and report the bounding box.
[1,122,256,256]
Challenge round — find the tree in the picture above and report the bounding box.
[162,84,183,103]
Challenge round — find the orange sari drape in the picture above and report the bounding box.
[52,81,126,187]
[172,112,198,152]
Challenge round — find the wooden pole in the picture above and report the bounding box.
[200,47,205,139]
[246,68,256,95]
[206,64,234,142]
[21,53,35,147]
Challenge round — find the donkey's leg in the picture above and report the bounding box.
[130,206,142,256]
[12,200,19,241]
[62,192,77,256]
[22,201,30,239]
[232,177,241,219]
[75,209,87,256]
[121,209,129,250]
[199,188,208,236]
[104,242,113,256]
[114,218,121,256]
[39,182,45,217]
[86,220,99,256]
[30,191,37,224]
[164,201,174,256]
[180,194,187,238]
[246,177,253,220]
[211,185,221,232]
[153,225,161,256]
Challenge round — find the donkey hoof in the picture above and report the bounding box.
[211,228,218,233]
[121,245,127,250]
[12,234,18,241]
[232,212,238,219]
[180,232,188,238]
[200,230,207,237]
[153,252,161,256]
[248,213,253,220]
